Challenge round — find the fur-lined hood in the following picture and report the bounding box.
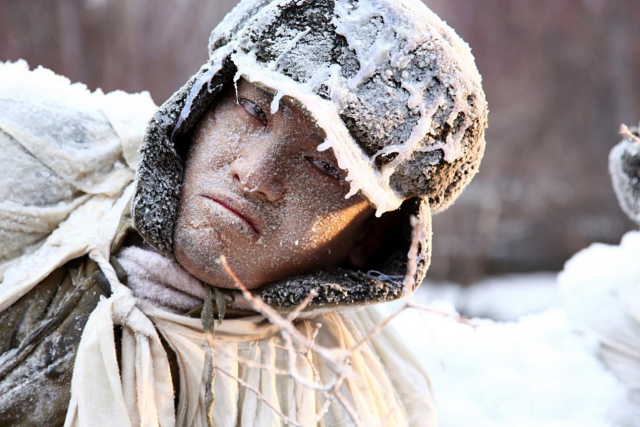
[132,0,487,311]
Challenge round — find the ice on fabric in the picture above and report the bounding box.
[0,60,156,282]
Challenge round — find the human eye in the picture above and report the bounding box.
[238,98,268,125]
[305,156,341,181]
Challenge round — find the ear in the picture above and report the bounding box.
[348,210,403,269]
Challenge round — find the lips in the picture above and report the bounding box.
[201,194,261,236]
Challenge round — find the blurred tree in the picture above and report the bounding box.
[0,0,238,100]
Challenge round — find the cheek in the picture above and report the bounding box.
[309,201,368,246]
[280,163,367,242]
[188,109,248,174]
[284,188,369,251]
[176,194,208,229]
[173,205,230,275]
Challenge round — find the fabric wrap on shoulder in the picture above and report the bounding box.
[0,60,156,281]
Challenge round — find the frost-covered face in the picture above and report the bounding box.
[173,80,374,289]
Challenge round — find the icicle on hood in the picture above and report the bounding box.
[610,123,640,226]
[132,0,487,311]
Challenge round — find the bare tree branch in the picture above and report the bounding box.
[619,123,640,145]
[214,364,304,427]
[219,256,349,371]
[215,252,473,426]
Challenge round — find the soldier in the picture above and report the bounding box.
[0,0,487,425]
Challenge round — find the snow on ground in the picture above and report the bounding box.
[415,272,559,321]
[377,230,640,426]
[559,230,640,422]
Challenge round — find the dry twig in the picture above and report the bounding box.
[215,249,474,426]
[620,123,640,145]
[214,364,304,427]
[219,256,349,371]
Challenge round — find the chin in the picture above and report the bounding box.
[173,223,316,291]
[173,244,262,291]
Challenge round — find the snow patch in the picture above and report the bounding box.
[377,301,634,426]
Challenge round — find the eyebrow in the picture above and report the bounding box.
[254,85,275,101]
[240,79,275,103]
[240,79,326,141]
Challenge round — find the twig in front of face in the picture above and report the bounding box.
[219,256,349,372]
[218,255,471,427]
[283,330,339,392]
[349,304,408,353]
[219,256,369,425]
[349,300,475,354]
[229,344,336,392]
[334,389,364,427]
[308,322,322,353]
[407,301,476,328]
[620,124,640,145]
[313,393,337,424]
[273,324,323,386]
[304,322,323,384]
[310,363,351,426]
[228,354,291,377]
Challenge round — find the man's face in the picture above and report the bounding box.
[173,80,374,289]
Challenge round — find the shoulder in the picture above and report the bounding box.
[0,258,109,426]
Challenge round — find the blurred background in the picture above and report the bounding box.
[1,0,638,285]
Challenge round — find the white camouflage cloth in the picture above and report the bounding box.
[0,61,436,426]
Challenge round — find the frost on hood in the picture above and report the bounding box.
[212,0,488,216]
[610,125,640,226]
[0,60,156,279]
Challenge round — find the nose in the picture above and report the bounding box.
[229,151,285,202]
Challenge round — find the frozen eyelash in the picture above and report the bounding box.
[306,156,341,180]
[239,98,267,125]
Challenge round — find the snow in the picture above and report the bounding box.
[379,301,634,426]
[376,231,640,426]
[418,273,559,321]
[559,230,640,415]
[382,304,632,427]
